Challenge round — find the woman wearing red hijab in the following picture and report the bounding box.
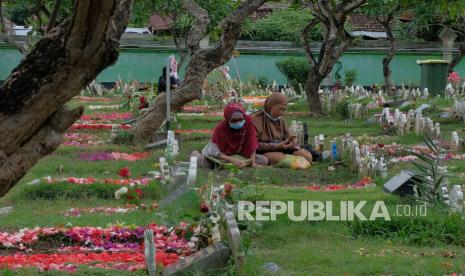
[192,103,268,168]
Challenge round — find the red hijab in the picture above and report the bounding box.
[211,103,258,158]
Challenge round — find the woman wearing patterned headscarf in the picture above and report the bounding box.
[252,93,313,165]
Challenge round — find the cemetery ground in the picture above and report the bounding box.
[1,94,465,275]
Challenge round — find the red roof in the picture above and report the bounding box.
[398,12,413,22]
[148,14,172,30]
[348,14,385,32]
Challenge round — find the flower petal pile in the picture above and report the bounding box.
[88,104,123,110]
[304,177,375,192]
[0,224,191,253]
[28,176,153,186]
[63,133,103,147]
[0,251,180,272]
[69,124,132,131]
[78,152,150,161]
[80,112,134,121]
[64,207,138,217]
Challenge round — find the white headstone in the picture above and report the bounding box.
[449,185,464,212]
[187,156,198,186]
[451,132,460,151]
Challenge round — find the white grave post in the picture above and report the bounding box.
[144,229,156,276]
[449,185,464,213]
[441,186,450,205]
[451,132,460,151]
[406,110,413,133]
[352,145,361,171]
[375,157,388,179]
[111,124,118,139]
[422,88,429,98]
[434,122,441,138]
[187,156,198,186]
[159,157,171,182]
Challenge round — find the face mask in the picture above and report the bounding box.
[229,120,245,130]
[265,111,280,122]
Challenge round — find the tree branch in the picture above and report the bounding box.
[0,106,83,197]
[46,0,62,32]
[0,0,134,197]
[449,43,465,72]
[0,0,133,167]
[134,0,266,143]
[301,18,318,67]
[38,0,51,18]
[340,0,366,17]
[183,0,209,53]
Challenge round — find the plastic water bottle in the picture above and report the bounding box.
[331,139,338,160]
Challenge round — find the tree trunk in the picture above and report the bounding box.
[169,24,188,71]
[448,43,465,73]
[380,20,396,95]
[301,1,364,115]
[133,0,266,144]
[46,0,63,32]
[0,0,133,197]
[305,69,324,113]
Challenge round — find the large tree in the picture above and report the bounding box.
[0,0,133,197]
[149,0,236,71]
[300,0,366,114]
[363,0,404,94]
[133,0,266,144]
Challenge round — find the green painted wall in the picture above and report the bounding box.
[1,46,465,86]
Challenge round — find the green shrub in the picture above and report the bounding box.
[20,182,163,200]
[275,58,310,91]
[344,69,358,86]
[348,211,465,246]
[335,101,349,119]
[250,9,320,44]
[257,76,269,87]
[112,131,134,145]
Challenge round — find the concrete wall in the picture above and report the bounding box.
[1,40,465,86]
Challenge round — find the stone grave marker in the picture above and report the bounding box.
[144,229,156,276]
[383,170,417,196]
[162,242,231,276]
[449,185,464,213]
[225,211,245,275]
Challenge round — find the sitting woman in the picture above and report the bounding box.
[251,93,313,165]
[192,103,268,169]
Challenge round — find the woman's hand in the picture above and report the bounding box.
[252,163,263,168]
[231,159,246,168]
[277,139,298,150]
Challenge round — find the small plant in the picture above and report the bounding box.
[257,76,269,88]
[344,69,358,86]
[275,58,310,92]
[409,135,449,204]
[335,101,349,119]
[112,131,134,145]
